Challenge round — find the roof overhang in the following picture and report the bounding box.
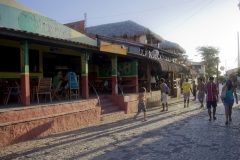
[0,27,99,52]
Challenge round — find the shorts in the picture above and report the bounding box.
[198,91,205,100]
[161,92,168,103]
[183,92,190,100]
[138,102,146,113]
[223,98,234,107]
[206,101,217,109]
[193,89,196,97]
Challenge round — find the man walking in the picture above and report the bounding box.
[159,78,169,111]
[197,78,205,108]
[205,77,218,121]
[181,78,192,108]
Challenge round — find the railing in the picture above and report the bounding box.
[88,82,100,106]
[118,84,127,102]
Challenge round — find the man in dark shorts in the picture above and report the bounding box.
[205,77,218,121]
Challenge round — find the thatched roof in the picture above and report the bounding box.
[158,40,185,53]
[86,20,164,42]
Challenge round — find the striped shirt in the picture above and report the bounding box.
[205,82,217,101]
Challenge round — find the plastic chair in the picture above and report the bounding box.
[68,75,80,99]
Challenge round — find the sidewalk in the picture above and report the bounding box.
[1,94,240,160]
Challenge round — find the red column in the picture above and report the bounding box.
[20,40,30,106]
[81,75,89,98]
[112,76,117,95]
[132,76,138,92]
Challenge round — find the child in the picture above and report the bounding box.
[134,87,147,121]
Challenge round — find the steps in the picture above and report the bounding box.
[99,96,125,121]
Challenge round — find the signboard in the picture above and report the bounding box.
[100,41,127,55]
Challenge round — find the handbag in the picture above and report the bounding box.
[220,86,226,99]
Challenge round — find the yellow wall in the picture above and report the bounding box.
[0,38,82,79]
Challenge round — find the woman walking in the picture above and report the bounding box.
[221,80,238,125]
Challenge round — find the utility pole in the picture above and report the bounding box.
[84,13,87,34]
[216,57,219,94]
[238,32,240,67]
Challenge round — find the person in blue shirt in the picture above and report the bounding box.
[64,68,78,88]
[221,79,238,125]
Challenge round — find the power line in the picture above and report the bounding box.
[150,0,208,30]
[162,0,216,36]
[87,0,196,20]
[54,0,197,22]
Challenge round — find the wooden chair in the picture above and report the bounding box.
[3,81,21,105]
[51,80,63,100]
[33,78,52,103]
[68,75,80,99]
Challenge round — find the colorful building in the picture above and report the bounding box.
[0,1,196,147]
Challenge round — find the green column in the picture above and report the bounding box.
[81,52,89,98]
[20,41,29,73]
[131,59,138,76]
[111,55,118,95]
[132,59,138,92]
[20,40,30,106]
[111,55,117,76]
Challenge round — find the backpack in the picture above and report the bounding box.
[164,83,169,94]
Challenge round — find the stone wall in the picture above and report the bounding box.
[0,99,101,147]
[123,91,161,114]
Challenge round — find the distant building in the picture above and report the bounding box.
[226,68,238,77]
[190,61,205,80]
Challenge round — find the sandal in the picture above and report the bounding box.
[213,116,217,120]
[225,121,228,125]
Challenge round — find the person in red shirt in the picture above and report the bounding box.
[205,77,218,121]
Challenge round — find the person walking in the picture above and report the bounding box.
[205,77,218,121]
[221,79,238,125]
[197,78,205,108]
[134,87,147,121]
[192,80,197,101]
[181,78,192,108]
[159,78,169,111]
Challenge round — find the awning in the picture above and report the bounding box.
[158,59,169,72]
[189,69,198,76]
[158,59,187,73]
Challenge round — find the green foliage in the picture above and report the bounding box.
[219,75,225,82]
[196,46,220,79]
[237,67,240,77]
[229,72,237,82]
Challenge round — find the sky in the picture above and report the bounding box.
[14,0,240,72]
